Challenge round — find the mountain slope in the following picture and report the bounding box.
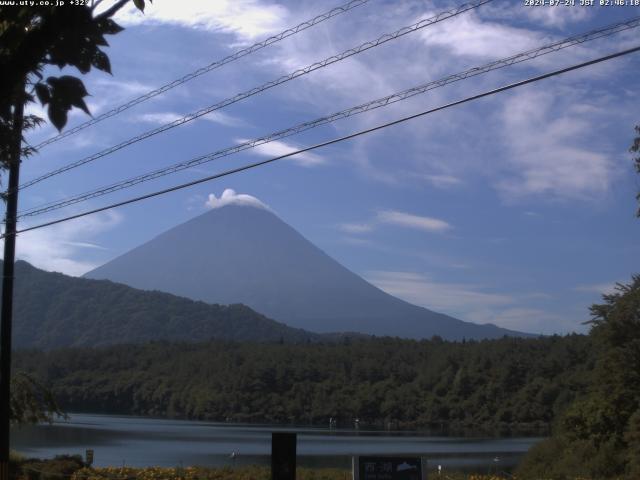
[6,260,319,349]
[86,204,529,340]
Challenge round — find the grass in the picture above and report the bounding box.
[68,466,515,480]
[17,462,630,480]
[12,458,519,480]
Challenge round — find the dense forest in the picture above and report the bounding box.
[4,260,323,349]
[517,276,640,479]
[15,334,593,432]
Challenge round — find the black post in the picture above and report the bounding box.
[271,432,296,480]
[0,89,24,480]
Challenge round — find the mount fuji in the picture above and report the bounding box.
[85,200,529,340]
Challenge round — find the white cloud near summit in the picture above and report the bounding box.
[205,189,268,210]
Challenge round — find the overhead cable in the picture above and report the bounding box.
[7,44,639,238]
[18,0,492,191]
[32,0,373,150]
[17,16,640,219]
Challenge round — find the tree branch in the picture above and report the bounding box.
[96,0,130,20]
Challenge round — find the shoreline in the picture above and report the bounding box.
[34,411,552,438]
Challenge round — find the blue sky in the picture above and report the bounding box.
[7,0,640,334]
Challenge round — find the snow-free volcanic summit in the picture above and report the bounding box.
[85,194,528,340]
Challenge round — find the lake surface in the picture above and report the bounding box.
[12,414,543,473]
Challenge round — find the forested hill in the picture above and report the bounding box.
[5,260,320,349]
[16,335,594,431]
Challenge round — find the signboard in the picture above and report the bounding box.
[353,456,426,480]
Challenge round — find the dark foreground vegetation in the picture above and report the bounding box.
[10,454,509,480]
[516,276,640,479]
[16,334,593,432]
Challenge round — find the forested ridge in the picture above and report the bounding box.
[15,334,593,431]
[4,260,322,348]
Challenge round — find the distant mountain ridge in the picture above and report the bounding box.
[5,260,321,350]
[86,204,530,340]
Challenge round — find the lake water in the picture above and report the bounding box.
[12,414,543,473]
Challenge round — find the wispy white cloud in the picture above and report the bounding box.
[9,211,122,276]
[115,0,289,42]
[489,307,582,335]
[377,210,452,233]
[341,236,374,246]
[91,77,154,98]
[365,269,513,316]
[62,241,108,251]
[24,76,159,147]
[574,282,617,295]
[419,11,545,59]
[523,6,591,29]
[338,209,452,235]
[246,1,625,199]
[497,89,614,200]
[237,138,325,167]
[338,222,374,234]
[69,78,158,121]
[136,112,182,124]
[420,173,463,189]
[205,188,268,210]
[136,110,245,127]
[201,111,247,127]
[365,270,583,334]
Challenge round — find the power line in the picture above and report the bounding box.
[16,16,640,219]
[32,0,372,150]
[18,0,492,192]
[7,45,639,239]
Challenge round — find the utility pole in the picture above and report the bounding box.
[0,85,24,480]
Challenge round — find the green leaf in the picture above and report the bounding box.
[92,50,111,74]
[100,19,124,35]
[93,34,109,47]
[48,103,68,132]
[133,0,145,12]
[70,97,91,116]
[46,76,91,123]
[75,48,93,74]
[49,76,89,97]
[34,83,51,105]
